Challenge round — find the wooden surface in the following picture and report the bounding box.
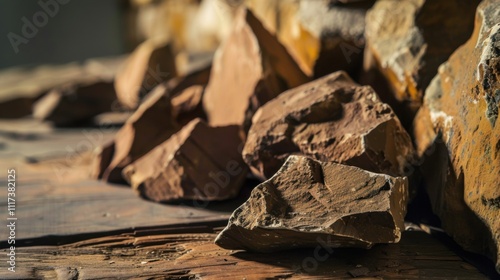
[0,119,491,279]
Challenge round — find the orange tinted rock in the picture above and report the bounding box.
[115,39,177,109]
[243,71,414,180]
[413,0,500,272]
[215,155,408,252]
[97,84,179,183]
[123,118,247,202]
[202,8,308,129]
[33,79,116,126]
[362,0,480,129]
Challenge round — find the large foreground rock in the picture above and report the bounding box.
[413,0,500,272]
[215,155,408,252]
[362,0,480,129]
[123,118,247,202]
[202,8,308,128]
[115,38,177,109]
[243,71,414,180]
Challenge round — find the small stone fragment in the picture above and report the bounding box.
[215,155,408,252]
[413,0,500,272]
[202,8,308,128]
[96,84,179,183]
[33,79,116,126]
[361,0,480,129]
[114,38,177,109]
[243,71,413,180]
[123,118,247,202]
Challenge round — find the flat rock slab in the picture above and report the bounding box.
[216,155,408,252]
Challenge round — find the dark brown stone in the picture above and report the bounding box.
[96,84,179,183]
[33,79,116,126]
[243,71,414,180]
[215,155,408,252]
[123,118,247,202]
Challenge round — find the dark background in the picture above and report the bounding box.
[0,0,127,70]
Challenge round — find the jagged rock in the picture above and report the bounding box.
[171,85,205,126]
[33,79,116,126]
[114,38,177,109]
[361,0,480,129]
[96,84,179,183]
[413,0,500,272]
[215,155,408,252]
[243,71,414,180]
[123,118,247,202]
[202,8,308,128]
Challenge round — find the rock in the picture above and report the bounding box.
[123,118,247,202]
[244,0,374,78]
[0,57,123,119]
[114,38,177,109]
[215,155,408,252]
[33,79,116,126]
[96,83,179,183]
[243,71,414,180]
[202,8,309,128]
[413,0,500,272]
[171,85,205,126]
[361,0,480,129]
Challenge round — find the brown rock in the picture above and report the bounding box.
[33,79,116,126]
[413,0,500,272]
[97,84,179,183]
[115,38,177,109]
[123,118,247,202]
[361,0,480,129]
[202,8,309,128]
[171,85,205,126]
[215,155,408,252]
[243,71,414,180]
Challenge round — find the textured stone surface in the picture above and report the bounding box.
[215,155,408,252]
[96,84,179,183]
[115,38,177,109]
[243,71,414,180]
[413,0,500,272]
[362,0,480,129]
[33,79,116,126]
[123,118,247,202]
[202,8,308,128]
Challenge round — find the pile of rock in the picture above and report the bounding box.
[1,0,498,273]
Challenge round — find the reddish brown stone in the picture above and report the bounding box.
[123,118,247,202]
[97,84,179,183]
[215,155,408,252]
[202,8,308,128]
[243,71,414,180]
[361,0,480,129]
[413,0,500,272]
[33,79,116,126]
[115,39,177,109]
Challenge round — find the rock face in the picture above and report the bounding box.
[123,118,247,202]
[215,155,408,252]
[33,79,116,126]
[243,71,414,180]
[114,38,177,109]
[413,0,500,272]
[362,0,480,129]
[202,8,309,128]
[96,84,179,183]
